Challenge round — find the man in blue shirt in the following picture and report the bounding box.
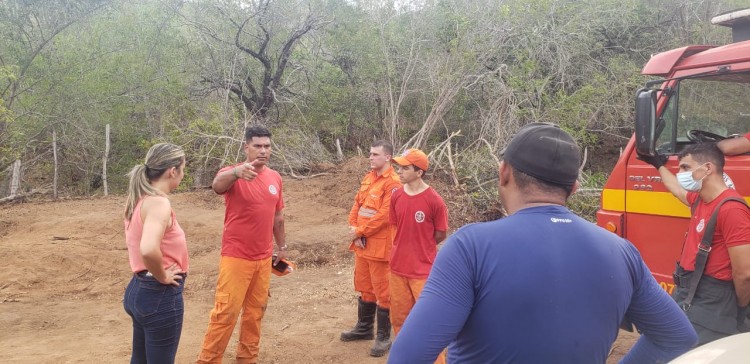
[388,123,698,363]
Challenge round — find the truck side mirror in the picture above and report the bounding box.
[635,89,657,156]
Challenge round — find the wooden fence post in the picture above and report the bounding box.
[103,124,110,196]
[9,159,21,197]
[53,130,58,199]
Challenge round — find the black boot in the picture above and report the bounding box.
[340,297,376,341]
[369,306,392,357]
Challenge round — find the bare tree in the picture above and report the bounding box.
[186,0,329,122]
[377,9,422,146]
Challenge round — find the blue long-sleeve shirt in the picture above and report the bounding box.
[388,205,697,364]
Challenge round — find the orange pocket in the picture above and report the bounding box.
[210,292,232,323]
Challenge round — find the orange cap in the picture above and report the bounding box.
[392,148,429,171]
[271,257,297,277]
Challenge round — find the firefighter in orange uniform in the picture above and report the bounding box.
[341,140,402,357]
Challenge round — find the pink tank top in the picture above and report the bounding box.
[125,196,189,273]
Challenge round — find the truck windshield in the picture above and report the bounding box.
[656,72,750,154]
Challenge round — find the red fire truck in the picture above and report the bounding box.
[597,9,750,293]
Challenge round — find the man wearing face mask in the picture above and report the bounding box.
[389,123,697,363]
[639,143,750,345]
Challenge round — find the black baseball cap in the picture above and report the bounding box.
[500,122,581,186]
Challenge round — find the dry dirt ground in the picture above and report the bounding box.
[0,158,637,363]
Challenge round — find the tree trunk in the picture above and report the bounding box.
[335,138,344,161]
[193,165,204,188]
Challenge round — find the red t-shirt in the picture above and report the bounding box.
[682,189,750,280]
[389,186,449,279]
[218,164,284,260]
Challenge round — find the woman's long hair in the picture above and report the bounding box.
[124,143,185,221]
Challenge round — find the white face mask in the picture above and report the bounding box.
[677,164,707,192]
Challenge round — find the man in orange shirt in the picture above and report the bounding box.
[341,140,402,357]
[197,126,287,364]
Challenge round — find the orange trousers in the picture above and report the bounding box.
[197,256,272,364]
[354,255,390,308]
[390,272,447,364]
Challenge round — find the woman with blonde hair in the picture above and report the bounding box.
[122,143,188,364]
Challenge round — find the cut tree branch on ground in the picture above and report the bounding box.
[277,148,329,180]
[0,189,48,204]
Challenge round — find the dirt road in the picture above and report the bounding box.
[0,161,636,363]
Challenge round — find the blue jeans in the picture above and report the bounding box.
[123,272,185,364]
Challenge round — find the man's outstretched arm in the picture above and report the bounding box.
[718,134,750,156]
[638,153,688,206]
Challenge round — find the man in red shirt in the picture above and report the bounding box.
[341,140,401,357]
[197,126,287,363]
[389,148,448,363]
[640,143,750,344]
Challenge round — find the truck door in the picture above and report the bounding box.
[627,73,750,289]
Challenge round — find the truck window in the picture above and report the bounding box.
[656,72,750,154]
[656,89,678,154]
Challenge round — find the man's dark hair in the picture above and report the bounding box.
[406,164,425,179]
[511,166,574,198]
[679,143,725,174]
[372,140,394,156]
[245,125,272,141]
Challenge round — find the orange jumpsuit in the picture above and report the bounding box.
[348,166,401,308]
